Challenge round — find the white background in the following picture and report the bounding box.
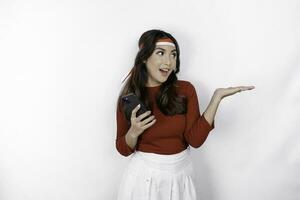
[0,0,299,199]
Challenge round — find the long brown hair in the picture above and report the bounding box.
[116,29,187,116]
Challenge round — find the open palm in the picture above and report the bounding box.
[215,86,255,100]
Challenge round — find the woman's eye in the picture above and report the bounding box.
[156,51,176,58]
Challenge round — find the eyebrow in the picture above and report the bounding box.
[154,47,177,52]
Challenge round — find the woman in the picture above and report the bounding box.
[115,29,254,200]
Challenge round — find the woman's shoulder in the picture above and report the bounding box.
[176,80,195,95]
[176,79,194,89]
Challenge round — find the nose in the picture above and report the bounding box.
[163,55,171,66]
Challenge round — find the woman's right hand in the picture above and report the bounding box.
[129,104,156,137]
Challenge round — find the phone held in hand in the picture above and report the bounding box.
[121,93,148,122]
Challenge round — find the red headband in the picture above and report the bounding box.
[139,37,174,49]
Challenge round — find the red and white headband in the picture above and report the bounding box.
[139,37,175,49]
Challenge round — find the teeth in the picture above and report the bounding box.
[160,69,169,72]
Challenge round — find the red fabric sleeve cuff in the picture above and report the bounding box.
[201,115,215,132]
[120,135,135,155]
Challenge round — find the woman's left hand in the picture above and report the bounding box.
[214,86,255,100]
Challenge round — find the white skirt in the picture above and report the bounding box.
[117,146,197,200]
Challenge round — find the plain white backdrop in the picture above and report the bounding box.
[0,0,299,199]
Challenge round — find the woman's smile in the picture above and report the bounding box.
[159,68,171,77]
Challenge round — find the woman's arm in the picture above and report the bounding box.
[183,82,215,148]
[116,102,156,156]
[203,93,221,126]
[203,86,255,125]
[125,127,139,150]
[183,82,254,148]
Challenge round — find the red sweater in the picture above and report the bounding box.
[115,80,215,156]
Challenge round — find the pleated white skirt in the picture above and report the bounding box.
[117,146,197,200]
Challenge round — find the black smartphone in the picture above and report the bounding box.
[121,93,149,122]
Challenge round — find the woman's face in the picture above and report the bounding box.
[145,44,177,87]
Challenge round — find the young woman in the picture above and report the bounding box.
[115,29,254,200]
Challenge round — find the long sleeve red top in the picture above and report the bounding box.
[115,80,215,156]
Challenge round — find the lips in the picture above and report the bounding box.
[159,69,169,76]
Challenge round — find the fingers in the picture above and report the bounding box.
[130,104,156,129]
[131,104,141,119]
[233,86,255,92]
[140,114,155,126]
[137,110,152,121]
[141,117,156,129]
[240,86,255,91]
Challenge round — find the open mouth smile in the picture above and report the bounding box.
[159,68,170,76]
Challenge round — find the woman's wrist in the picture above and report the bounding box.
[212,91,222,103]
[128,127,140,138]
